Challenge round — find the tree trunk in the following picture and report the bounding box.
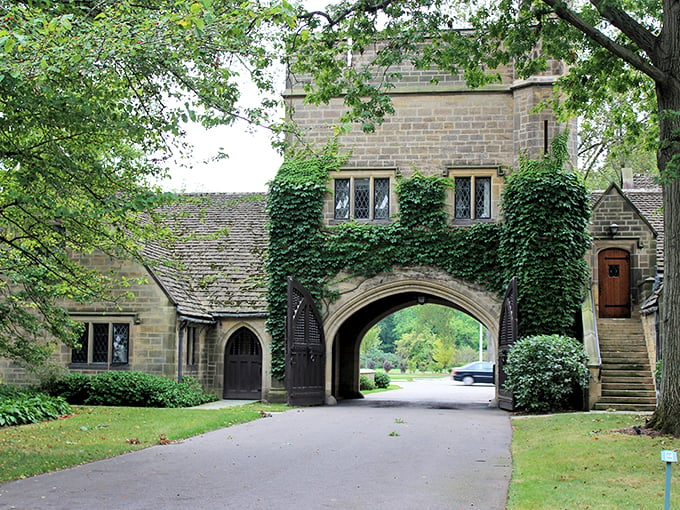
[647,71,680,435]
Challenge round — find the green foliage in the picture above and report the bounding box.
[360,325,382,359]
[0,0,302,366]
[500,134,591,337]
[42,372,216,408]
[504,335,589,413]
[40,372,91,405]
[374,372,391,389]
[359,374,375,391]
[266,153,334,379]
[396,171,452,229]
[0,389,72,427]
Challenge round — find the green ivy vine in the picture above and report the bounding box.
[266,135,590,381]
[499,134,591,337]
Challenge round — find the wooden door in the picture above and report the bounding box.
[223,328,262,399]
[286,277,325,406]
[498,276,518,411]
[598,248,631,318]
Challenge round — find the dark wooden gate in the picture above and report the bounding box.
[286,277,326,406]
[598,248,631,318]
[498,276,518,411]
[224,327,262,399]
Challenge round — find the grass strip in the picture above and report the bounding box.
[508,412,680,509]
[0,403,288,483]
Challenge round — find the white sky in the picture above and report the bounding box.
[160,0,330,193]
[161,119,283,193]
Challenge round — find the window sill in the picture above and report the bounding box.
[69,363,129,370]
[329,219,393,225]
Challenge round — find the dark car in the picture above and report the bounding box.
[451,361,495,385]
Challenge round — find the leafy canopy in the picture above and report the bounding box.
[0,0,298,364]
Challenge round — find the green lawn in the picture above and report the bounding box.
[508,412,680,509]
[0,403,288,483]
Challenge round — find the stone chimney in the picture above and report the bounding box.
[621,167,634,190]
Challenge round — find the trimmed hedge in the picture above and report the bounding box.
[41,371,217,408]
[359,375,375,391]
[374,372,391,389]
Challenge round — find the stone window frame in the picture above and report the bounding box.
[70,316,134,367]
[330,169,396,224]
[447,166,503,225]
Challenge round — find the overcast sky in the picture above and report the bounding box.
[160,1,330,193]
[160,119,283,193]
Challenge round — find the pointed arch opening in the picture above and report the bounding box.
[223,327,262,399]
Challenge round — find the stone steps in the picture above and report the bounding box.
[594,317,656,412]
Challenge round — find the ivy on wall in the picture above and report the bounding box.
[499,134,591,337]
[266,136,591,381]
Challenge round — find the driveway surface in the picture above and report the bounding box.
[0,378,511,510]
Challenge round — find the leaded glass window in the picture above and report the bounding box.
[455,177,472,219]
[374,178,390,219]
[93,323,109,363]
[71,321,131,365]
[333,176,391,221]
[111,324,129,364]
[354,178,370,219]
[475,177,491,219]
[334,179,350,220]
[71,326,88,364]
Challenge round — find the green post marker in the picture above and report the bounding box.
[661,450,677,510]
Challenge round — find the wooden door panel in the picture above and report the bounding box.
[224,328,262,399]
[598,248,631,318]
[286,277,325,406]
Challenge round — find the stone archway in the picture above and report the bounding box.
[322,266,503,401]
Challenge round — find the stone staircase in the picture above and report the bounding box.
[593,317,657,412]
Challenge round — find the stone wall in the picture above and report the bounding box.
[590,187,658,306]
[0,254,180,386]
[287,55,576,226]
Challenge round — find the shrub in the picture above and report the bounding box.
[504,334,589,413]
[40,372,91,405]
[44,372,217,408]
[0,391,72,427]
[382,360,393,373]
[359,375,375,391]
[374,372,391,389]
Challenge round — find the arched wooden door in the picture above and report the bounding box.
[598,248,631,318]
[223,328,262,399]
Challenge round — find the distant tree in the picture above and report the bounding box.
[377,314,397,353]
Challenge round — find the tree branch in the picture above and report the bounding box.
[540,0,668,84]
[589,0,659,57]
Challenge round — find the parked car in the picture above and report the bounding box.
[451,361,495,385]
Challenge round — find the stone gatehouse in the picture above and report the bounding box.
[0,53,664,410]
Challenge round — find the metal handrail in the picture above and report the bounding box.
[582,280,601,369]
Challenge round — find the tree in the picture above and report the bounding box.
[360,324,382,365]
[289,0,680,435]
[0,0,297,366]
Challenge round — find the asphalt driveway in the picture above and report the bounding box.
[0,379,511,509]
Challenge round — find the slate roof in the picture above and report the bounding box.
[143,193,269,321]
